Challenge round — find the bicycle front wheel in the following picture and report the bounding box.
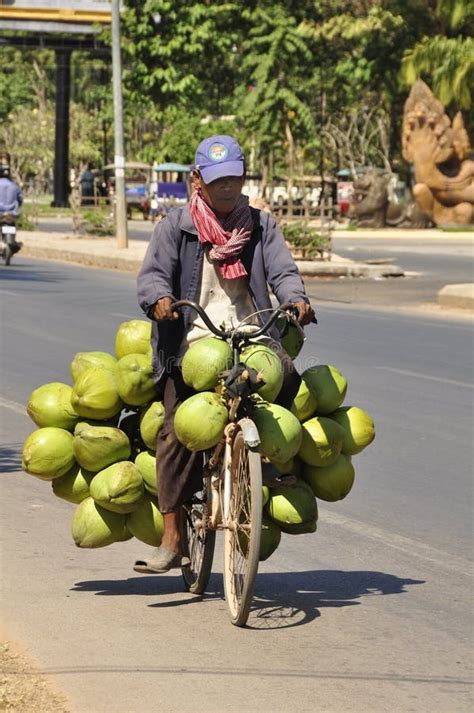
[223,426,262,627]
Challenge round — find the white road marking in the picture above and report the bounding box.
[323,510,473,577]
[0,396,27,415]
[110,312,138,319]
[0,288,20,297]
[374,365,474,389]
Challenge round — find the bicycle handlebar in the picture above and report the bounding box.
[170,299,299,341]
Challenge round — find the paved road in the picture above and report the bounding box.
[1,258,473,712]
[34,216,474,309]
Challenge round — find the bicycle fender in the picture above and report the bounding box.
[237,417,260,449]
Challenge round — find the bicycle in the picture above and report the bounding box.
[171,299,301,627]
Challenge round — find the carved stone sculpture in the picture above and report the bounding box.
[351,169,432,228]
[402,80,474,226]
[351,170,389,228]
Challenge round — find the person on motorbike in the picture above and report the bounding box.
[135,134,315,574]
[0,163,23,219]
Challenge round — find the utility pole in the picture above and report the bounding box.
[111,0,128,248]
[52,48,71,207]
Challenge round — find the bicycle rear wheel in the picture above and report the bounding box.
[181,476,216,594]
[223,427,262,627]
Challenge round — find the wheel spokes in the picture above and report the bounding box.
[228,447,253,603]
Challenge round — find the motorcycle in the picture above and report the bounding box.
[0,213,22,266]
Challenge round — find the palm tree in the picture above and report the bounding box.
[401,1,474,110]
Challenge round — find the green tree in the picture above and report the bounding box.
[0,47,55,122]
[120,0,242,117]
[236,3,315,203]
[401,1,474,110]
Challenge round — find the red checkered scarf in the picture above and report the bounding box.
[189,188,253,279]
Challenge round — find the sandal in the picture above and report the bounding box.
[133,545,191,574]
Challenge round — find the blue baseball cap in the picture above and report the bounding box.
[194,135,245,184]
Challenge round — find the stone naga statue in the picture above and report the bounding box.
[351,169,431,228]
[402,80,474,226]
[351,170,390,228]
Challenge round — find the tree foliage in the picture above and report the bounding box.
[401,1,474,110]
[0,0,471,187]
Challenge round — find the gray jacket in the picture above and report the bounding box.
[137,204,312,386]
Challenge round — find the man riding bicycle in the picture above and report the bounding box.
[135,134,315,574]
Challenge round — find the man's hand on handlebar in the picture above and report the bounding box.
[152,296,180,321]
[290,301,315,326]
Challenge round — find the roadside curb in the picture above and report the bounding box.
[437,284,474,311]
[21,244,143,273]
[331,228,474,240]
[20,242,404,279]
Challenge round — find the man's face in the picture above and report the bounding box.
[196,173,244,217]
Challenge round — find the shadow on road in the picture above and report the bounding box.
[0,263,65,283]
[72,569,424,630]
[0,442,23,473]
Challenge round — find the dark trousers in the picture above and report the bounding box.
[156,350,301,513]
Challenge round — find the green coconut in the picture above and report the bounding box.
[299,416,345,467]
[139,401,165,450]
[89,461,144,513]
[290,377,318,422]
[134,450,158,496]
[266,478,318,530]
[115,320,151,360]
[302,364,347,414]
[271,456,304,479]
[73,419,120,436]
[115,353,156,407]
[52,464,95,504]
[71,497,130,548]
[329,406,375,455]
[303,453,355,501]
[238,512,282,561]
[271,457,294,474]
[279,519,318,535]
[71,366,123,420]
[27,382,80,431]
[174,392,228,451]
[262,485,270,507]
[259,515,282,561]
[282,322,305,359]
[182,337,232,391]
[72,425,131,473]
[70,351,117,382]
[251,402,302,463]
[240,343,284,403]
[22,427,75,481]
[126,493,164,547]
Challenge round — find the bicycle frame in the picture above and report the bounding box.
[176,299,302,623]
[172,299,297,530]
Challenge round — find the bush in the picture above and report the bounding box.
[16,206,36,231]
[81,209,114,236]
[282,221,332,260]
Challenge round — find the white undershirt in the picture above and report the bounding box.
[177,249,258,358]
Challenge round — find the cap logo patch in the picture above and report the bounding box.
[208,142,228,162]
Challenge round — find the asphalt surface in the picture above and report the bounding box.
[34,216,474,309]
[1,257,473,712]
